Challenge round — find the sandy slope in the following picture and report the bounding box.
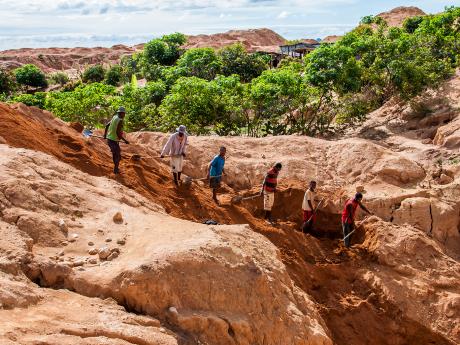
[0,97,459,344]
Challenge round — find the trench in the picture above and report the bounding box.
[20,184,455,345]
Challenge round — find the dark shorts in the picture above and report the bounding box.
[107,139,121,164]
[209,177,221,189]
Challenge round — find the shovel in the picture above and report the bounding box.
[82,129,141,161]
[231,194,260,204]
[82,129,106,139]
[302,198,325,232]
[183,175,222,186]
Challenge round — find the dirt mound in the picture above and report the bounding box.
[321,35,342,44]
[0,45,139,74]
[183,28,286,53]
[377,6,426,27]
[0,145,332,345]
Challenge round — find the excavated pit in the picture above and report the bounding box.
[1,103,458,345]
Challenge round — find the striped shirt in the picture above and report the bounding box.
[263,167,279,193]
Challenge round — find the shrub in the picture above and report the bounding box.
[48,72,70,86]
[0,68,16,94]
[14,64,48,88]
[11,92,47,108]
[82,65,106,83]
[105,65,123,86]
[176,48,222,80]
[143,33,186,66]
[218,43,268,82]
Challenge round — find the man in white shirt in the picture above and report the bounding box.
[302,181,317,233]
[161,125,188,186]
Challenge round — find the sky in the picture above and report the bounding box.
[0,0,459,50]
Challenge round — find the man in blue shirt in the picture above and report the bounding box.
[207,146,226,204]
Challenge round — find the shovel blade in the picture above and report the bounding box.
[82,129,93,138]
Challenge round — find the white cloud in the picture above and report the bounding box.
[0,0,452,50]
[277,11,289,19]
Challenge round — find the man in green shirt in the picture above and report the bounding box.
[104,106,129,174]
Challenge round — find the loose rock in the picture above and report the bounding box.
[113,212,123,224]
[88,248,98,255]
[107,251,119,261]
[98,247,111,260]
[116,238,126,245]
[88,241,94,246]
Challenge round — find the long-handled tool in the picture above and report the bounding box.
[82,129,141,161]
[82,129,106,139]
[302,198,324,233]
[342,216,370,243]
[231,194,261,204]
[183,175,222,186]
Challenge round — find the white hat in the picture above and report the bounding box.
[176,125,187,134]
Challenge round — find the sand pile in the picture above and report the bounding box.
[0,144,332,344]
[184,28,286,53]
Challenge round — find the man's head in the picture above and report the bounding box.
[117,106,126,119]
[274,162,282,172]
[219,146,227,157]
[354,192,363,201]
[309,180,317,191]
[177,125,187,138]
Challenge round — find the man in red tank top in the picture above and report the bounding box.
[341,193,372,247]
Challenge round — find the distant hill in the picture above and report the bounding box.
[377,6,426,27]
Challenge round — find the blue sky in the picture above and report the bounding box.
[0,0,458,50]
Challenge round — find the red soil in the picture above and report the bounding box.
[0,102,454,345]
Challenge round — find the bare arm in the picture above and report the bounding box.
[359,202,372,215]
[116,122,128,143]
[161,135,174,157]
[103,122,110,138]
[260,175,267,195]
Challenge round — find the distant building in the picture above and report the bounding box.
[279,39,321,58]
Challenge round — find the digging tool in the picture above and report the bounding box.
[83,129,142,161]
[183,175,222,186]
[82,129,129,144]
[342,217,369,243]
[302,198,325,233]
[231,194,260,204]
[82,129,106,139]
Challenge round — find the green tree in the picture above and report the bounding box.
[44,82,117,126]
[143,33,186,66]
[0,68,16,94]
[218,43,268,82]
[115,81,167,131]
[176,48,222,81]
[14,64,48,88]
[403,16,424,33]
[105,65,123,86]
[82,65,106,83]
[158,76,245,135]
